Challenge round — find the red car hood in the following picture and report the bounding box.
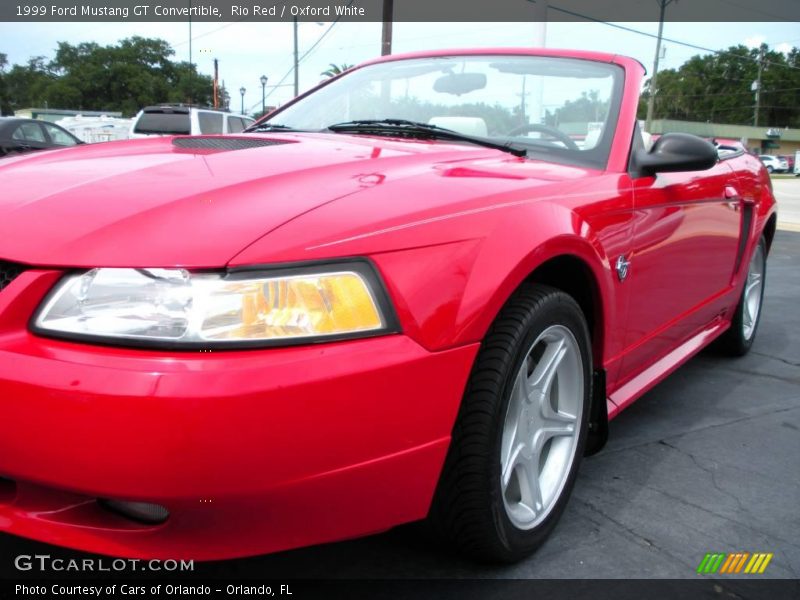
[0,133,585,268]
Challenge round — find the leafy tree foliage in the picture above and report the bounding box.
[320,63,354,79]
[546,90,610,127]
[0,37,214,116]
[0,52,8,114]
[640,44,800,127]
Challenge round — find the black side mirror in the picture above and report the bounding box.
[634,132,718,176]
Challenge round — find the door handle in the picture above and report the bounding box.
[725,185,755,207]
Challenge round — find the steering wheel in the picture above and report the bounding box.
[506,123,581,151]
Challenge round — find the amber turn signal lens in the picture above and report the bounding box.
[200,272,384,341]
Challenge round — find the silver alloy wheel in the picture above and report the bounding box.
[742,243,765,341]
[500,324,583,530]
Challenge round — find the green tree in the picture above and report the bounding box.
[2,37,215,116]
[0,52,8,114]
[547,90,610,126]
[320,63,353,79]
[2,56,55,111]
[643,44,800,127]
[49,37,215,114]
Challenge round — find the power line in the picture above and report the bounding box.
[173,21,241,48]
[548,4,800,72]
[688,104,794,112]
[173,1,292,48]
[655,86,800,99]
[248,0,353,112]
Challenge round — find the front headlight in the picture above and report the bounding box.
[33,262,397,348]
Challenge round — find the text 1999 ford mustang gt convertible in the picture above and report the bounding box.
[0,49,776,562]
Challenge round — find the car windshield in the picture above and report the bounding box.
[261,55,624,168]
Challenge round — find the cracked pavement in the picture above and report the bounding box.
[2,233,798,582]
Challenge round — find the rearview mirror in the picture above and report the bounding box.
[634,132,718,176]
[433,73,487,96]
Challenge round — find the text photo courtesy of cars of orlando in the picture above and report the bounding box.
[0,43,782,564]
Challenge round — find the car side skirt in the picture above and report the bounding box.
[607,317,730,419]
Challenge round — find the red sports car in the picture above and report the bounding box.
[0,49,776,562]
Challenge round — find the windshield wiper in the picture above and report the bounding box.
[245,123,302,133]
[326,119,527,157]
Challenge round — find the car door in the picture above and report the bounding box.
[620,145,742,382]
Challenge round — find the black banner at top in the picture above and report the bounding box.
[1,0,799,22]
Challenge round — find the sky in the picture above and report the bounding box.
[1,19,798,113]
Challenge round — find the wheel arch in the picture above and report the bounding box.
[469,245,611,456]
[464,230,615,367]
[524,254,609,455]
[524,255,604,366]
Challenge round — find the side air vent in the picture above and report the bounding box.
[172,137,292,151]
[0,261,26,292]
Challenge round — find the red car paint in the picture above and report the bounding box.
[0,49,776,559]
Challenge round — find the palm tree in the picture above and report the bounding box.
[320,63,353,79]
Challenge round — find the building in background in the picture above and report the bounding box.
[13,107,123,123]
[648,119,800,156]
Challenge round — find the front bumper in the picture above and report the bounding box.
[0,271,478,559]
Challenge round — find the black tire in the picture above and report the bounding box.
[430,284,592,563]
[715,236,767,356]
[766,165,774,173]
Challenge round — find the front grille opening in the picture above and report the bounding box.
[98,499,170,525]
[0,261,27,292]
[0,477,16,503]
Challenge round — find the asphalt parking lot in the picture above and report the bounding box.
[2,238,798,583]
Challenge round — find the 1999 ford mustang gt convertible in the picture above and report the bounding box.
[0,49,776,562]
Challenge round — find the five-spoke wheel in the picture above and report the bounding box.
[742,241,765,341]
[501,325,583,530]
[431,284,591,562]
[716,236,767,356]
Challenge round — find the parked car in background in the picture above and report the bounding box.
[129,105,255,138]
[758,154,789,173]
[0,48,777,563]
[777,154,795,173]
[0,117,83,157]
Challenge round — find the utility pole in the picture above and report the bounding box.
[754,45,765,126]
[645,0,672,133]
[293,17,299,97]
[381,0,393,56]
[260,75,268,114]
[529,0,547,127]
[516,77,530,126]
[213,58,219,109]
[291,21,324,98]
[188,0,193,105]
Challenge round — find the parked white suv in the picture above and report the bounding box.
[758,154,789,173]
[129,106,255,138]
